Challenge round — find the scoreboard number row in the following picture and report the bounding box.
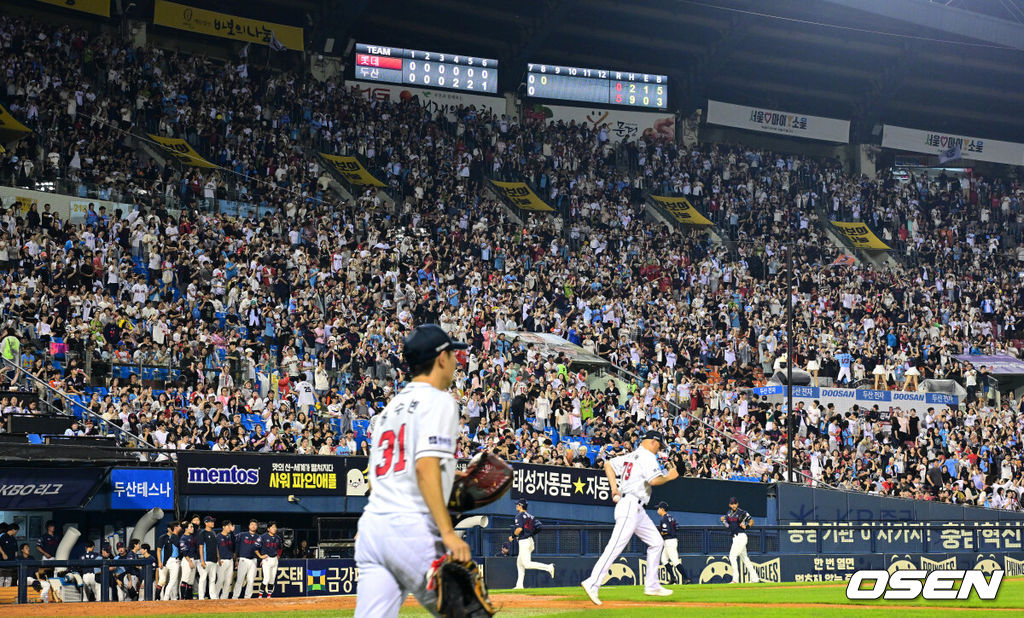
[407,63,490,79]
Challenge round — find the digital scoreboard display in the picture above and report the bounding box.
[526,63,668,109]
[354,43,498,94]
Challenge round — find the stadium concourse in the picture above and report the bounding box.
[1,13,1024,517]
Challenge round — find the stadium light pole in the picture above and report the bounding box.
[786,217,794,484]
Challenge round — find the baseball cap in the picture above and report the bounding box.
[642,430,664,445]
[403,324,469,366]
[516,498,528,508]
[729,496,739,504]
[656,501,669,510]
[204,515,215,523]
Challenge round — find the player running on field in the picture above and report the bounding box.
[355,324,470,617]
[581,430,679,605]
[722,496,760,583]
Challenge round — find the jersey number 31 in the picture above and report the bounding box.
[375,424,407,477]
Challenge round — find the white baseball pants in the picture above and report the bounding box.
[216,559,235,599]
[729,533,760,583]
[661,537,681,566]
[196,561,217,599]
[160,558,180,600]
[261,557,279,595]
[515,537,553,588]
[584,496,664,592]
[837,367,851,384]
[180,558,196,586]
[354,511,442,618]
[233,557,257,599]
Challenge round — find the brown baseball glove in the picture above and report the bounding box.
[448,451,513,514]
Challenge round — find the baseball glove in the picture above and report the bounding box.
[427,555,497,617]
[448,451,513,514]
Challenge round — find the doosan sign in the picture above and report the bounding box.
[846,569,1003,600]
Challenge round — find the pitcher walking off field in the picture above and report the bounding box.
[581,430,679,605]
[355,324,470,618]
[722,497,760,584]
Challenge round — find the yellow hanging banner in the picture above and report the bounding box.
[489,180,555,212]
[153,0,304,51]
[831,221,891,250]
[147,135,220,169]
[35,0,110,17]
[0,104,32,143]
[650,195,713,226]
[320,154,386,187]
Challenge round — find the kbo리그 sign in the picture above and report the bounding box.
[846,569,1003,600]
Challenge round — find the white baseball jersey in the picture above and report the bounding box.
[610,447,662,504]
[364,382,459,516]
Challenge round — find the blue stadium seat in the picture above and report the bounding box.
[27,434,43,445]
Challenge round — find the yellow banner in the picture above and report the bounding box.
[147,134,219,169]
[320,154,385,187]
[35,0,110,17]
[0,104,32,143]
[831,221,891,250]
[489,180,555,212]
[153,0,304,51]
[651,195,713,226]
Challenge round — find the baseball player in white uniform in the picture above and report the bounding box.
[722,497,760,583]
[355,324,470,618]
[581,430,679,605]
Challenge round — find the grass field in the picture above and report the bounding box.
[79,577,1024,617]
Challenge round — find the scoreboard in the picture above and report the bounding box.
[353,43,498,94]
[526,63,667,109]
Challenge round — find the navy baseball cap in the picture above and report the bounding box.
[516,498,528,508]
[729,496,739,504]
[403,324,469,366]
[642,430,664,445]
[657,501,669,510]
[204,515,215,523]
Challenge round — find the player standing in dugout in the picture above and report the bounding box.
[722,497,760,583]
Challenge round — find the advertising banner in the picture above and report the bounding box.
[882,124,1024,167]
[707,100,850,143]
[510,463,766,516]
[954,354,1024,375]
[153,0,304,51]
[752,384,957,419]
[320,154,386,187]
[831,221,891,250]
[348,80,506,120]
[147,134,219,169]
[650,195,713,226]
[35,0,110,17]
[489,180,555,212]
[177,452,366,496]
[483,551,1024,589]
[775,483,1024,524]
[110,468,174,510]
[781,521,1024,555]
[0,103,32,143]
[0,467,105,509]
[524,103,675,143]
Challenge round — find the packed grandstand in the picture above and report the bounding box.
[1,10,1023,516]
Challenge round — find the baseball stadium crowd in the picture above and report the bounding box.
[2,15,1024,515]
